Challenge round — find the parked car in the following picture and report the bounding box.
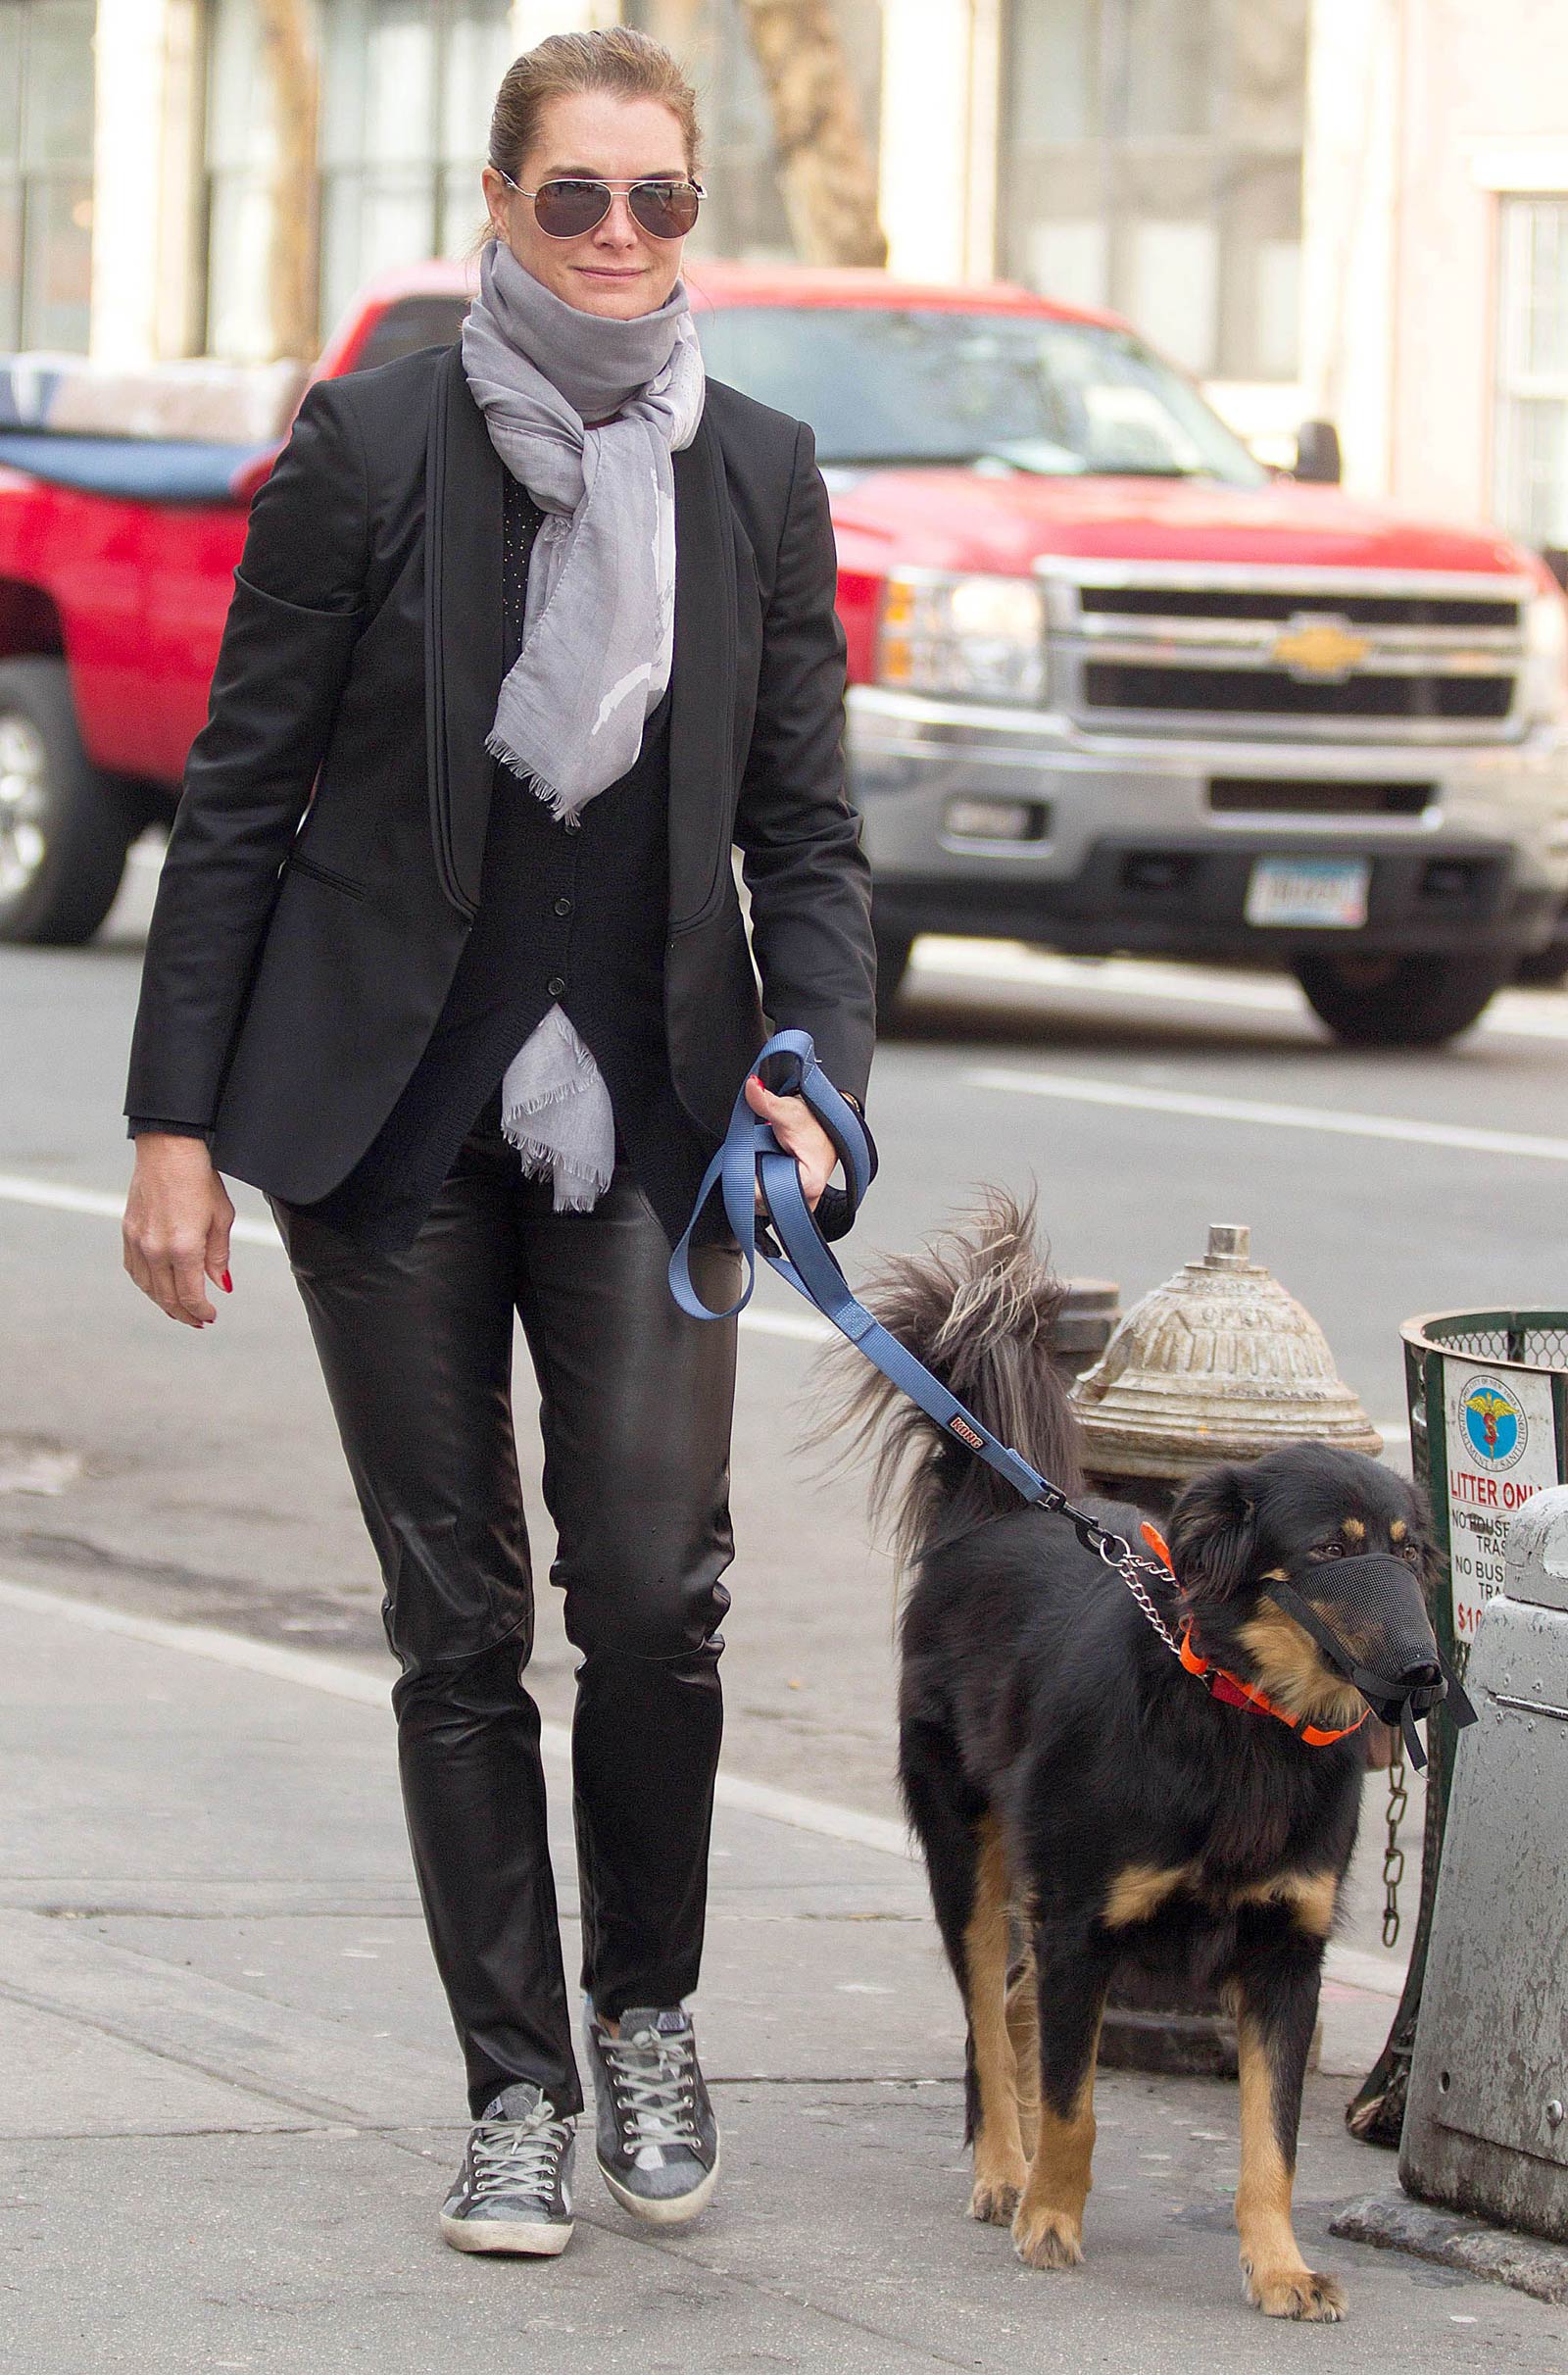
[3,258,1566,1042]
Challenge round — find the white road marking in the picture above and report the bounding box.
[911,937,1568,1043]
[916,941,1301,1010]
[0,1171,278,1231]
[0,1174,832,1342]
[0,1572,908,1860]
[0,1571,1407,1995]
[968,1067,1568,1163]
[743,1304,831,1344]
[1324,1945,1409,1999]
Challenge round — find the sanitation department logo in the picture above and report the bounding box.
[1460,1374,1530,1470]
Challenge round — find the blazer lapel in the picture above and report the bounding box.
[667,410,738,930]
[423,342,503,917]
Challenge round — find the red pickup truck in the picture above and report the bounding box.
[4,257,1566,1045]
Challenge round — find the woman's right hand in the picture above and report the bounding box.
[122,1135,236,1328]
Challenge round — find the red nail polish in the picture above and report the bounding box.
[221,1269,233,1293]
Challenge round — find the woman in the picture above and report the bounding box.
[121,27,875,2258]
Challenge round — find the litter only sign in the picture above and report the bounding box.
[1443,1359,1558,1641]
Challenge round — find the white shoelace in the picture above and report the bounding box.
[470,2103,572,2201]
[603,2029,700,2155]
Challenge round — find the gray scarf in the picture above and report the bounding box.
[461,235,705,822]
[458,241,706,1212]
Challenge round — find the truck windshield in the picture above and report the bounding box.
[692,304,1267,485]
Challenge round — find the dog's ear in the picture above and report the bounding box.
[1166,1464,1259,1603]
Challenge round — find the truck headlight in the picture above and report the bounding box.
[1524,588,1568,723]
[876,570,1048,706]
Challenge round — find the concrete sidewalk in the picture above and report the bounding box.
[1,1576,1560,2373]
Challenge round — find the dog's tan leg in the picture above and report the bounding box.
[1004,1945,1039,2160]
[1234,1939,1347,2321]
[1011,1932,1111,2271]
[964,1816,1028,2223]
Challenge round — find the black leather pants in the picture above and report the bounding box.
[270,1108,741,2118]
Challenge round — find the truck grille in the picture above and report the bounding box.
[1078,586,1522,631]
[1043,563,1534,744]
[1083,663,1515,720]
[1207,777,1434,816]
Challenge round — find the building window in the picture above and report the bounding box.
[998,0,1306,384]
[318,0,514,338]
[204,0,514,361]
[0,0,95,351]
[624,0,882,266]
[1495,196,1568,554]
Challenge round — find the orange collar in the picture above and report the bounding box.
[1177,1619,1370,1748]
[1138,1524,1369,1751]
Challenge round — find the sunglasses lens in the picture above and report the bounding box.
[534,180,613,237]
[531,178,701,240]
[628,181,701,238]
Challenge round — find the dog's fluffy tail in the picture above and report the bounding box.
[806,1186,1086,1566]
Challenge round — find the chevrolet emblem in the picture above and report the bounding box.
[1272,617,1371,680]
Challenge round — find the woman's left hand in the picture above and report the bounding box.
[743,1072,838,1212]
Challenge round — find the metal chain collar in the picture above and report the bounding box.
[1034,1486,1187,1659]
[1110,1547,1187,1658]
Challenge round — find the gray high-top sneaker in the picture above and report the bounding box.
[582,2001,719,2224]
[440,2081,575,2255]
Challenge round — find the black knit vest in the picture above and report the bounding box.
[292,469,713,1250]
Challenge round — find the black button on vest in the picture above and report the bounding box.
[293,466,714,1251]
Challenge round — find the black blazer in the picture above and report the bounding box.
[124,339,876,1206]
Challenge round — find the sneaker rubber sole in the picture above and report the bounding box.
[439,2210,574,2255]
[597,2135,720,2226]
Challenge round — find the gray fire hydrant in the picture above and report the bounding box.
[1397,1485,1568,2240]
[1067,1222,1383,2073]
[1071,1222,1382,1512]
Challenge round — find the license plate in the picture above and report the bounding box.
[1245,856,1370,929]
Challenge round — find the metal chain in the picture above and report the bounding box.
[1108,1547,1187,1658]
[1040,1491,1188,1662]
[1031,1487,1190,1660]
[1381,1739,1408,1950]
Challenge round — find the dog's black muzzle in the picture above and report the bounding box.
[1269,1555,1478,1769]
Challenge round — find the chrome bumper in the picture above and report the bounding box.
[846,685,1568,955]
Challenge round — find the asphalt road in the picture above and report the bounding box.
[4,833,1565,1972]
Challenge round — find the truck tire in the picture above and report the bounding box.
[1294,949,1510,1047]
[873,928,914,1029]
[1515,921,1568,988]
[0,658,134,944]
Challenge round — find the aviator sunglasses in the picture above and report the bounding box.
[492,166,704,241]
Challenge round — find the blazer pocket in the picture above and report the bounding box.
[234,566,369,624]
[283,850,369,900]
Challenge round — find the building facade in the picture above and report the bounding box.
[2,0,1563,557]
[2,0,97,353]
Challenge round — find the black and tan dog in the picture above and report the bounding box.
[824,1193,1446,2322]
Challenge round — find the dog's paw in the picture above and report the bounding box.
[969,2173,1023,2225]
[1242,2257,1347,2321]
[1011,2202,1084,2269]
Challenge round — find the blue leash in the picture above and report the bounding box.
[667,1029,1474,1768]
[667,1029,1123,1541]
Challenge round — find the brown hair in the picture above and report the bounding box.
[466,28,703,260]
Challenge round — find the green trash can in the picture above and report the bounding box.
[1348,1308,1568,2147]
